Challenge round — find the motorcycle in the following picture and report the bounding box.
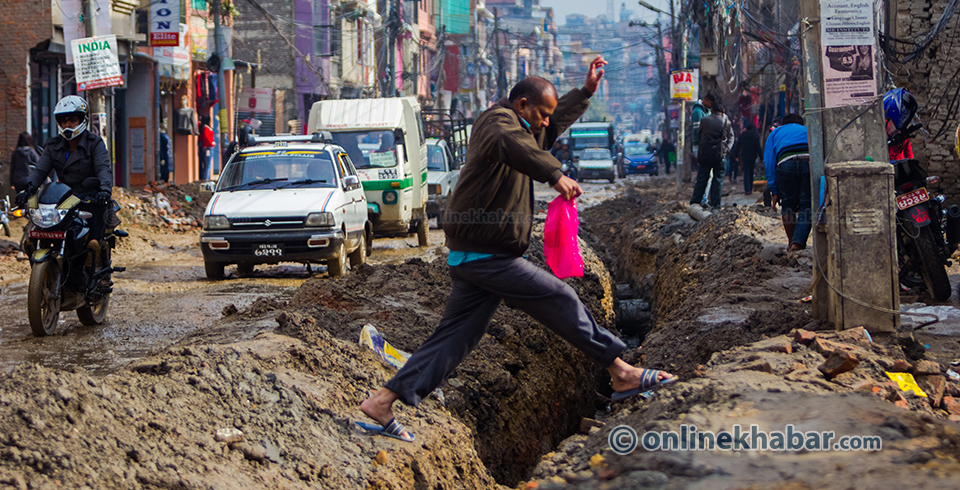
[891,157,958,301]
[0,188,10,237]
[560,157,579,182]
[14,177,125,336]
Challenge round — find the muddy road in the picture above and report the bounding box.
[0,178,627,376]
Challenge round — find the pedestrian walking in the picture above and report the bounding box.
[10,132,39,193]
[159,125,172,183]
[690,99,734,210]
[764,114,811,250]
[358,57,676,442]
[659,137,676,175]
[690,96,712,182]
[199,115,215,181]
[735,122,762,195]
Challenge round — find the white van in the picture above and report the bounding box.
[307,98,429,246]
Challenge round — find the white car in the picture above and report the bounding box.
[200,134,372,279]
[577,148,617,183]
[426,138,459,227]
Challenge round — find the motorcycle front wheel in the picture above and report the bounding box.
[28,260,62,336]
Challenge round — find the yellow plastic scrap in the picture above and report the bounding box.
[589,454,605,468]
[885,371,928,397]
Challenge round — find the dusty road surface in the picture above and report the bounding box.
[4,174,960,489]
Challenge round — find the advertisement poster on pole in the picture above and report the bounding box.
[820,1,877,107]
[669,69,699,101]
[71,36,123,91]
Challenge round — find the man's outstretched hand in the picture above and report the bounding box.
[554,175,582,201]
[583,55,608,95]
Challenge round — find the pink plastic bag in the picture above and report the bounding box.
[544,196,585,279]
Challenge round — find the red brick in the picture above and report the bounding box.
[925,375,947,408]
[912,360,942,375]
[812,338,856,355]
[793,329,817,345]
[890,360,912,372]
[818,351,860,379]
[837,327,871,344]
[943,396,960,415]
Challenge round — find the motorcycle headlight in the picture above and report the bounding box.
[305,212,335,227]
[30,204,67,228]
[203,215,231,230]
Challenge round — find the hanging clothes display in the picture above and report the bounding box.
[195,71,219,110]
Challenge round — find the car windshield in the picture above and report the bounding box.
[329,130,398,169]
[624,145,649,156]
[581,149,611,160]
[427,145,446,171]
[217,150,336,191]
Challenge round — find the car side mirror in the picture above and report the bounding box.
[343,175,360,188]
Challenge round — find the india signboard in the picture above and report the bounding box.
[71,36,123,91]
[150,0,180,46]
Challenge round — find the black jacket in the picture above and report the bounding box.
[444,88,591,255]
[698,113,734,164]
[735,128,762,165]
[29,130,112,195]
[10,146,39,192]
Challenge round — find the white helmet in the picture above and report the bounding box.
[54,95,88,140]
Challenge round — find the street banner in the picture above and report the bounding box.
[820,1,878,107]
[150,0,180,46]
[71,36,123,91]
[670,69,699,101]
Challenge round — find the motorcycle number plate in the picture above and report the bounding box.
[255,243,283,257]
[896,188,929,210]
[29,230,66,239]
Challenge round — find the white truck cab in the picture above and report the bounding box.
[307,97,429,246]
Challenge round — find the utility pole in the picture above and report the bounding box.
[494,7,505,99]
[655,21,670,156]
[799,0,895,331]
[212,0,229,168]
[385,0,398,97]
[82,0,109,179]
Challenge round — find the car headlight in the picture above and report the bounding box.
[382,190,399,205]
[305,212,335,227]
[203,215,231,230]
[30,205,67,228]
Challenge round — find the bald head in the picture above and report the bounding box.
[509,77,558,106]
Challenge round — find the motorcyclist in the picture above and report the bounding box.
[884,88,919,160]
[15,95,120,265]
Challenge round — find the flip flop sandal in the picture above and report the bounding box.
[354,417,415,442]
[611,369,677,401]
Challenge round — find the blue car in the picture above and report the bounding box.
[621,144,658,176]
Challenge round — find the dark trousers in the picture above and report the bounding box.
[742,158,755,193]
[690,154,725,208]
[776,158,812,246]
[385,255,626,406]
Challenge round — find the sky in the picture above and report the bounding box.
[540,0,673,26]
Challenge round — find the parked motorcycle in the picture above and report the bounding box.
[0,188,10,237]
[13,177,125,336]
[560,157,579,182]
[891,158,958,301]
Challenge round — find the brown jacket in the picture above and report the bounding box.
[444,88,591,255]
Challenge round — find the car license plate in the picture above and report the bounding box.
[255,243,283,257]
[29,230,66,239]
[896,188,929,210]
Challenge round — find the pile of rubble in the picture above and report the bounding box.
[117,182,211,232]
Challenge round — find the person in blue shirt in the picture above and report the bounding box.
[764,114,811,250]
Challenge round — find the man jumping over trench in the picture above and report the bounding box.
[359,56,676,442]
